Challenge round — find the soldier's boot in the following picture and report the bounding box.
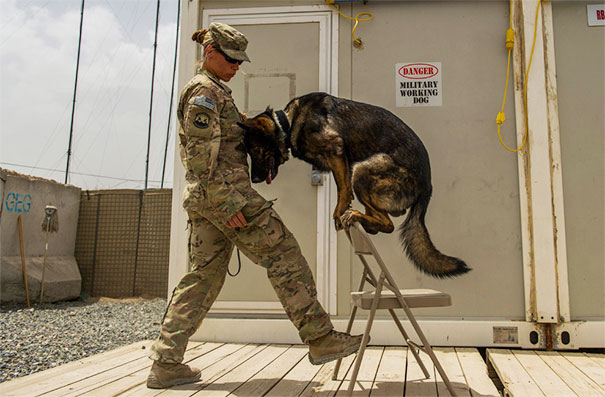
[308,330,364,365]
[146,361,201,389]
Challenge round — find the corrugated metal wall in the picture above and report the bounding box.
[75,189,172,298]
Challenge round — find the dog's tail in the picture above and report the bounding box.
[399,194,471,278]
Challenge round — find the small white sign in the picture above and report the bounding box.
[587,4,605,26]
[396,62,442,107]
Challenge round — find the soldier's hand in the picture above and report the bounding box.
[226,211,247,228]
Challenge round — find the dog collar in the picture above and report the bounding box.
[275,110,292,148]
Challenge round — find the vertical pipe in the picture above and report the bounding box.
[65,0,86,184]
[145,0,161,190]
[132,190,144,296]
[161,0,181,188]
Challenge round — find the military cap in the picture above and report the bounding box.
[209,22,250,62]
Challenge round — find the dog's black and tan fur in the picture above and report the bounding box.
[238,93,470,278]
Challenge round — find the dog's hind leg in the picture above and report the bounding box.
[342,154,418,234]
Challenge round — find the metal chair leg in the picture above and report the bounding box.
[332,305,358,380]
[394,290,458,396]
[346,273,385,395]
[387,308,431,379]
[333,267,369,380]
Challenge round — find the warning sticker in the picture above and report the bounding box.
[587,4,605,26]
[396,62,442,107]
[493,326,519,344]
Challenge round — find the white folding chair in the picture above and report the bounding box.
[333,222,457,396]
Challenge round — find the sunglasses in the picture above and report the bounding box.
[213,45,243,65]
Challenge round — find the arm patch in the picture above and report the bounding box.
[184,105,217,138]
[193,95,216,111]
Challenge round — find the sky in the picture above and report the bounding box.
[0,0,180,190]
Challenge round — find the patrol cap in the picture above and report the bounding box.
[209,22,250,62]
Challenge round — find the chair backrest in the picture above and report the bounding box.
[347,224,373,255]
[348,223,401,292]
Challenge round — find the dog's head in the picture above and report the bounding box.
[238,107,289,184]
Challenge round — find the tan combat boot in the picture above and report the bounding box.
[308,330,363,365]
[146,361,201,389]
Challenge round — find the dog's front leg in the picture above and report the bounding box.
[326,155,353,230]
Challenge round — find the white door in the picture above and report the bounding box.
[201,7,339,316]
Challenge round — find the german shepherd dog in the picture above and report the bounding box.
[238,93,470,278]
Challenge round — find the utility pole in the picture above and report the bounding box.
[161,0,181,188]
[144,0,161,190]
[65,0,85,184]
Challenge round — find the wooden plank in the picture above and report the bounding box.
[399,348,441,397]
[561,352,605,390]
[193,344,289,397]
[264,349,322,397]
[586,353,605,368]
[299,353,356,396]
[50,358,149,397]
[0,340,151,397]
[487,349,545,397]
[336,347,383,396]
[368,347,406,397]
[511,350,577,396]
[46,343,221,397]
[537,351,604,396]
[232,345,308,396]
[455,348,499,397]
[81,342,238,397]
[433,347,471,396]
[122,344,267,397]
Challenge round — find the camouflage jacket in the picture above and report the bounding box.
[177,69,248,224]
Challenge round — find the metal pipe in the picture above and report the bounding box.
[145,0,161,190]
[65,0,85,184]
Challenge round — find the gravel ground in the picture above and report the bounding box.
[0,298,167,383]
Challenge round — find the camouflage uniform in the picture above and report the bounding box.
[149,24,333,364]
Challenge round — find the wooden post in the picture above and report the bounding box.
[17,215,31,308]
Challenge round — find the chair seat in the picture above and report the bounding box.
[351,288,451,310]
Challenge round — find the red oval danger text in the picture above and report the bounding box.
[398,63,439,79]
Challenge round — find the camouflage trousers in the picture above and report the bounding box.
[149,201,334,364]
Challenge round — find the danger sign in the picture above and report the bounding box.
[396,62,442,107]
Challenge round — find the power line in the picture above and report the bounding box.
[0,0,51,48]
[0,162,171,184]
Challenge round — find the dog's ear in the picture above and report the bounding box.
[264,106,273,115]
[238,117,273,137]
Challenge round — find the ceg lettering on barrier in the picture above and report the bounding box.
[4,192,32,213]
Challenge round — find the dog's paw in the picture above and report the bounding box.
[339,209,359,229]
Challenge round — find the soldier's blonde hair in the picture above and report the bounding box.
[192,29,214,72]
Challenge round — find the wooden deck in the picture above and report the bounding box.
[487,349,605,397]
[0,341,500,396]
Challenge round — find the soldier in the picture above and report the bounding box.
[146,22,362,389]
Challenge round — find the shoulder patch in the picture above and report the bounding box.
[193,95,216,111]
[193,112,211,129]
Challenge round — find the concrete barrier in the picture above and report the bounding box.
[0,169,82,303]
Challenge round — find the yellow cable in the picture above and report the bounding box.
[498,0,541,153]
[326,0,373,44]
